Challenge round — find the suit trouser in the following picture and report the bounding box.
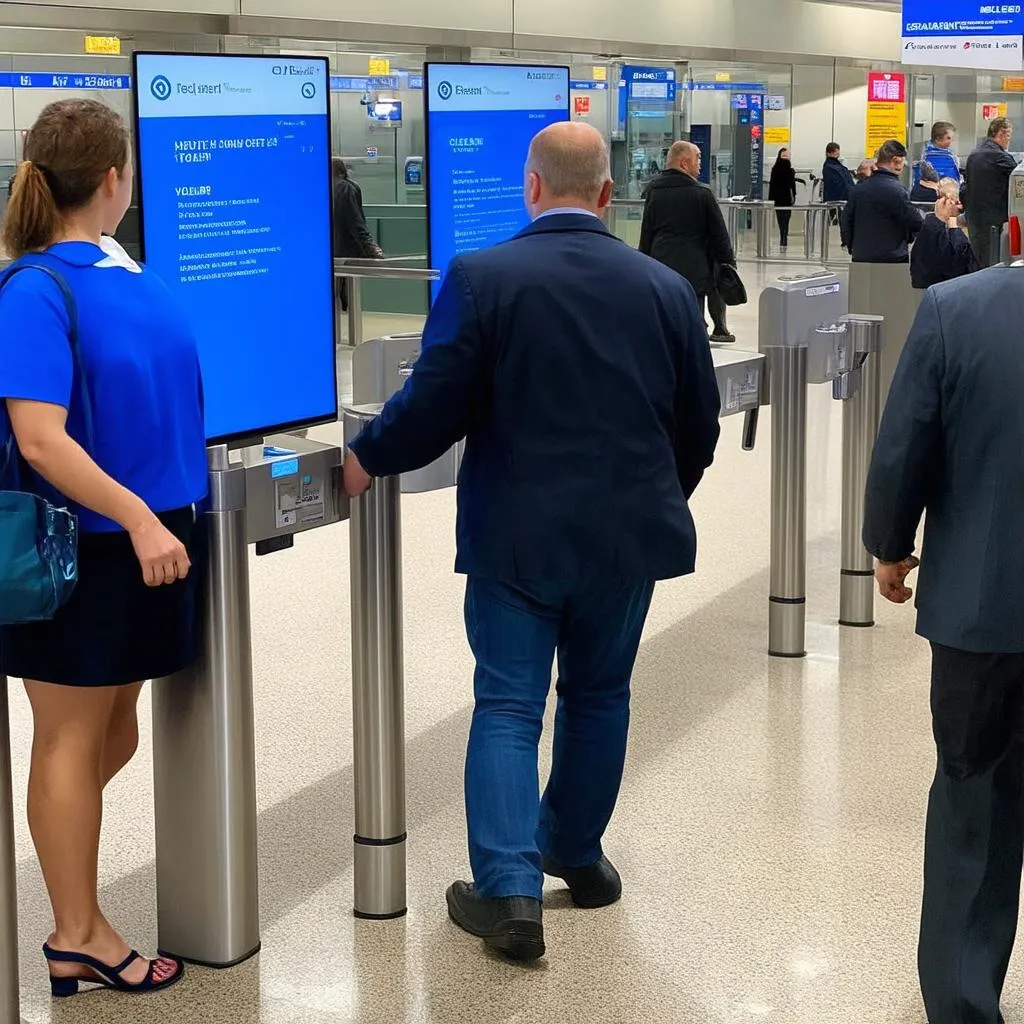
[919,643,1024,1024]
[775,209,792,245]
[697,288,729,336]
[462,575,655,899]
[967,222,1001,270]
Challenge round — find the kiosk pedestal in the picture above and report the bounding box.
[153,437,347,966]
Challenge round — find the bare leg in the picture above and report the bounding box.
[24,680,177,986]
[101,683,142,788]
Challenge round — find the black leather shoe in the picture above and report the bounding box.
[542,854,622,908]
[445,881,545,961]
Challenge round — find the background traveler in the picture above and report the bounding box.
[639,140,737,343]
[842,139,923,263]
[0,99,207,997]
[768,148,797,248]
[964,116,1017,269]
[910,160,940,204]
[910,191,977,289]
[342,121,721,963]
[822,142,855,203]
[863,261,1024,1024]
[332,157,383,313]
[921,120,961,186]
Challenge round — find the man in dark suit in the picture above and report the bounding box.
[842,138,924,263]
[639,140,737,342]
[863,266,1024,1024]
[343,121,721,962]
[965,117,1018,269]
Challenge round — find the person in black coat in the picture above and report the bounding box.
[821,142,855,203]
[768,148,797,246]
[910,192,978,289]
[332,157,383,311]
[640,140,736,341]
[909,160,940,204]
[842,139,924,263]
[964,117,1018,269]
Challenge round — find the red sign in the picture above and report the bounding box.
[574,95,590,116]
[867,72,905,104]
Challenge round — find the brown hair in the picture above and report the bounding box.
[2,99,128,257]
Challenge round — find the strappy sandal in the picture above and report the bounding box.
[43,942,184,997]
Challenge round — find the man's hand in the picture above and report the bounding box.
[875,556,921,604]
[343,450,372,498]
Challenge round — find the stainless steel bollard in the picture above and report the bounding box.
[837,315,884,627]
[0,681,18,1021]
[803,208,814,261]
[344,408,407,920]
[347,277,364,347]
[768,344,808,657]
[152,445,261,966]
[757,205,772,259]
[820,206,832,263]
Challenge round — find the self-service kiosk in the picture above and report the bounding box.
[133,51,345,966]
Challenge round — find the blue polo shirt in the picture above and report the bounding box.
[0,239,207,532]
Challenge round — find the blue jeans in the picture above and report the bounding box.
[463,575,655,899]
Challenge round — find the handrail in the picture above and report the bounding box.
[334,259,439,282]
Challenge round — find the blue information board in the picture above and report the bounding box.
[133,53,337,444]
[424,63,570,300]
[0,71,130,89]
[902,0,1024,35]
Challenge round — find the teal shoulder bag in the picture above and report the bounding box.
[0,261,92,626]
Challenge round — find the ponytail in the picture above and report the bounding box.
[1,160,61,257]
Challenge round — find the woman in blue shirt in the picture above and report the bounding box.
[0,100,207,996]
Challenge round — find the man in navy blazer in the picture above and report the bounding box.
[864,266,1024,1024]
[344,121,721,962]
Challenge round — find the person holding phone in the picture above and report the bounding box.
[0,99,207,997]
[910,189,978,290]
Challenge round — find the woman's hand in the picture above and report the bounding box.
[129,517,191,587]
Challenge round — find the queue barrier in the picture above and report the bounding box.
[335,259,438,347]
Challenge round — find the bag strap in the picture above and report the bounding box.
[0,260,94,481]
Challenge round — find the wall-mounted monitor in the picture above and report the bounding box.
[424,63,570,301]
[133,52,337,445]
[369,99,402,124]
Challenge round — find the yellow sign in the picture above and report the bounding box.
[764,126,790,145]
[592,66,607,82]
[1003,76,1024,90]
[865,101,906,155]
[84,35,120,55]
[368,57,390,76]
[714,72,731,82]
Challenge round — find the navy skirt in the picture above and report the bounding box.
[0,506,205,687]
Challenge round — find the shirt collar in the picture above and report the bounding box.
[535,207,600,220]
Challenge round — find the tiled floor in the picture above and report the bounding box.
[6,263,970,1023]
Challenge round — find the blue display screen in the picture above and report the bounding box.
[133,53,337,444]
[902,0,1024,35]
[425,63,569,300]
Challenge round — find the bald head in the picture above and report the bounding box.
[524,121,613,218]
[667,140,700,177]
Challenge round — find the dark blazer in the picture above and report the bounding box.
[349,213,722,583]
[909,182,939,204]
[965,138,1018,232]
[639,170,735,294]
[332,175,380,259]
[863,267,1024,652]
[768,160,796,207]
[842,168,924,263]
[821,157,854,202]
[910,215,978,289]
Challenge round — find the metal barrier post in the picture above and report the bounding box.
[347,277,364,347]
[837,315,884,627]
[820,206,832,263]
[803,207,815,261]
[767,343,808,657]
[726,204,739,253]
[0,681,18,1021]
[345,407,407,920]
[152,445,260,966]
[757,206,772,259]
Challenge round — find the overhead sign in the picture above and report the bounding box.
[689,81,766,92]
[0,71,129,89]
[84,35,121,55]
[902,0,1024,36]
[133,52,338,444]
[570,80,608,90]
[621,66,676,101]
[424,62,569,301]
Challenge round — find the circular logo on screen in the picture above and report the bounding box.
[150,75,172,101]
[301,82,316,99]
[437,81,453,100]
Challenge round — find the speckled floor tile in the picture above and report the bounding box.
[8,266,985,1024]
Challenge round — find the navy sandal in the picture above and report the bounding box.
[43,943,184,997]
